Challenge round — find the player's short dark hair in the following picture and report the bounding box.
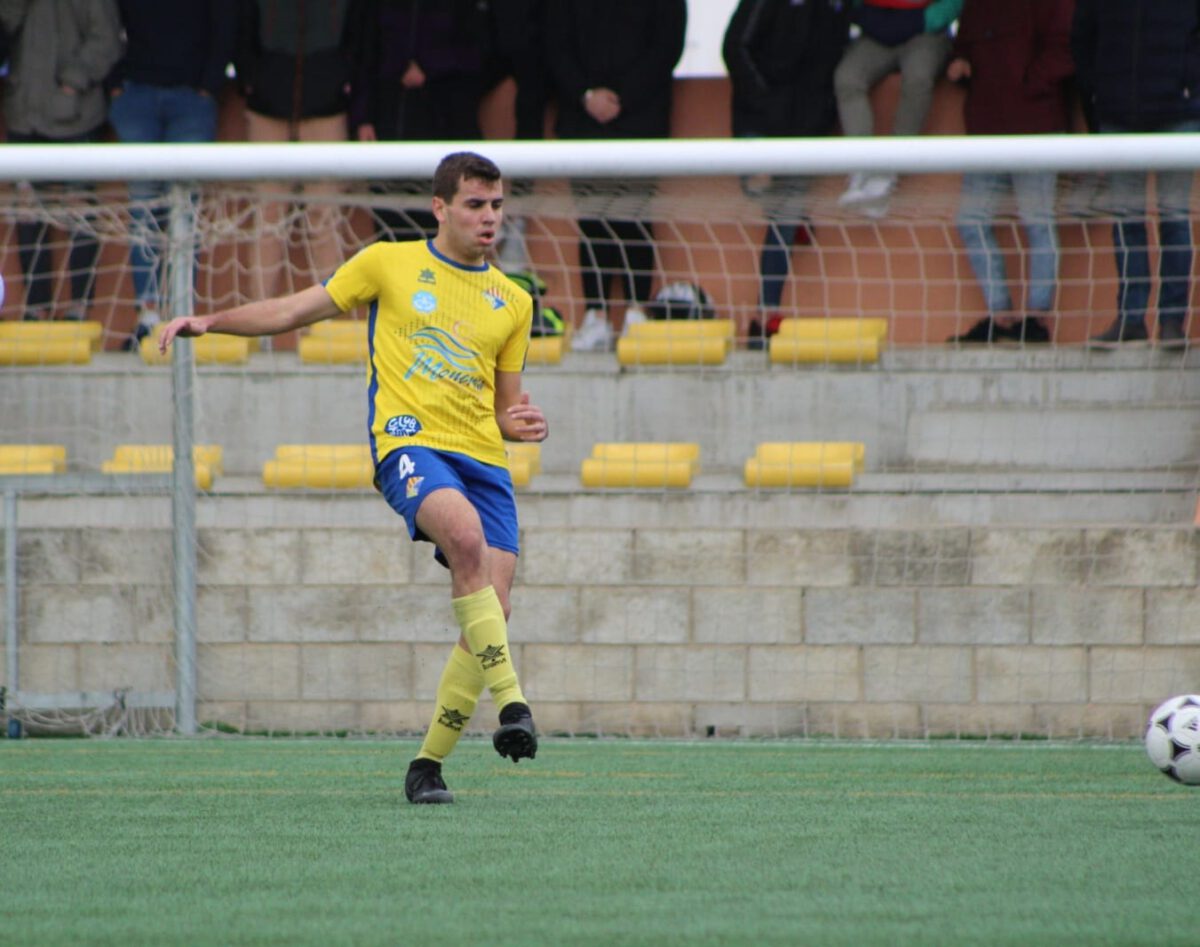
[433,151,502,202]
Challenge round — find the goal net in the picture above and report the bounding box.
[1,137,1197,740]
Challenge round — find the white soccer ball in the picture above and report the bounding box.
[1144,695,1200,784]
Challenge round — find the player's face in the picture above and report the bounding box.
[432,176,504,265]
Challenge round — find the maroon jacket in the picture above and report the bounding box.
[953,0,1076,135]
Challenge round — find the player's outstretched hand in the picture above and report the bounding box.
[158,316,211,354]
[507,392,548,442]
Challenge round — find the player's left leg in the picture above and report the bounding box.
[485,550,538,763]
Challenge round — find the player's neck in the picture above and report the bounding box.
[431,233,486,269]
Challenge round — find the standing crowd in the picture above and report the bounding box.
[1,0,1197,349]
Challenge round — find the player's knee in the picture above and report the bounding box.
[441,525,488,575]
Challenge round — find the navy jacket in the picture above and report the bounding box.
[723,0,851,138]
[111,0,236,97]
[1071,0,1200,130]
[544,0,686,140]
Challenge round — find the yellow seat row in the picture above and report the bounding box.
[0,443,68,474]
[769,318,887,364]
[580,441,865,489]
[101,444,224,490]
[1,439,862,491]
[0,322,103,365]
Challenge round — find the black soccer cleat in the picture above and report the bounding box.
[405,758,454,804]
[493,701,538,763]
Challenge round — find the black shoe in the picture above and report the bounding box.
[405,758,454,804]
[493,701,538,763]
[949,317,1013,344]
[1087,319,1148,348]
[1011,317,1050,344]
[1158,321,1189,351]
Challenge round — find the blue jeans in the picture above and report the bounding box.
[109,82,218,308]
[1099,119,1200,330]
[740,171,810,310]
[957,171,1058,315]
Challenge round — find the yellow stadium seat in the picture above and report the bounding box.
[105,444,224,475]
[769,335,881,364]
[0,334,92,365]
[508,455,532,487]
[773,318,887,340]
[616,336,729,366]
[139,327,252,365]
[101,444,221,489]
[744,458,855,488]
[769,319,886,364]
[0,444,67,473]
[581,458,694,488]
[625,319,736,343]
[299,321,368,363]
[591,442,699,470]
[0,320,103,351]
[505,442,542,475]
[754,442,864,473]
[263,444,374,489]
[526,335,564,365]
[743,441,864,488]
[581,442,700,488]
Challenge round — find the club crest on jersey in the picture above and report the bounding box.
[385,414,422,437]
[482,289,506,310]
[405,475,424,499]
[417,268,436,285]
[412,290,437,313]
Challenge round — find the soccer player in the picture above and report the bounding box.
[158,151,547,805]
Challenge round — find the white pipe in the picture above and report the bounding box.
[0,135,1193,182]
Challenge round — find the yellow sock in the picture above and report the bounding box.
[453,585,526,711]
[416,644,484,762]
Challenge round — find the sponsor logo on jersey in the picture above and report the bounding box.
[482,289,506,310]
[405,326,484,390]
[385,414,422,437]
[417,268,436,285]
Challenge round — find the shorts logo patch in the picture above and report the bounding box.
[405,475,424,499]
[412,290,437,313]
[385,414,422,437]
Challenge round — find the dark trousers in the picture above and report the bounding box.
[577,217,655,309]
[10,129,100,315]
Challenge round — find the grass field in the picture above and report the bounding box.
[0,738,1193,946]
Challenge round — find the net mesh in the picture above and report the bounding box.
[1,161,1198,740]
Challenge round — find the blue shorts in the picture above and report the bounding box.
[377,447,519,565]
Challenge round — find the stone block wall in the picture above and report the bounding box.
[6,524,1200,738]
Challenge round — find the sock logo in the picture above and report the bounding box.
[476,644,507,670]
[438,705,469,731]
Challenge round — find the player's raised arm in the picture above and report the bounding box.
[158,284,342,354]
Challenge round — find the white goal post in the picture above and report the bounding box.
[1,135,1198,741]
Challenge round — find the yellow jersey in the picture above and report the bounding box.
[324,240,532,468]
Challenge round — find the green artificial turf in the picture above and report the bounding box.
[0,739,1193,946]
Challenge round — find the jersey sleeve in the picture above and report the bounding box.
[324,244,384,312]
[496,291,533,373]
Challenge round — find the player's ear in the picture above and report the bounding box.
[431,195,447,224]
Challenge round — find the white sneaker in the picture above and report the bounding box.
[571,309,614,352]
[621,306,647,337]
[840,173,897,207]
[838,173,869,206]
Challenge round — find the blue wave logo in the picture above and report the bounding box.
[405,326,484,390]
